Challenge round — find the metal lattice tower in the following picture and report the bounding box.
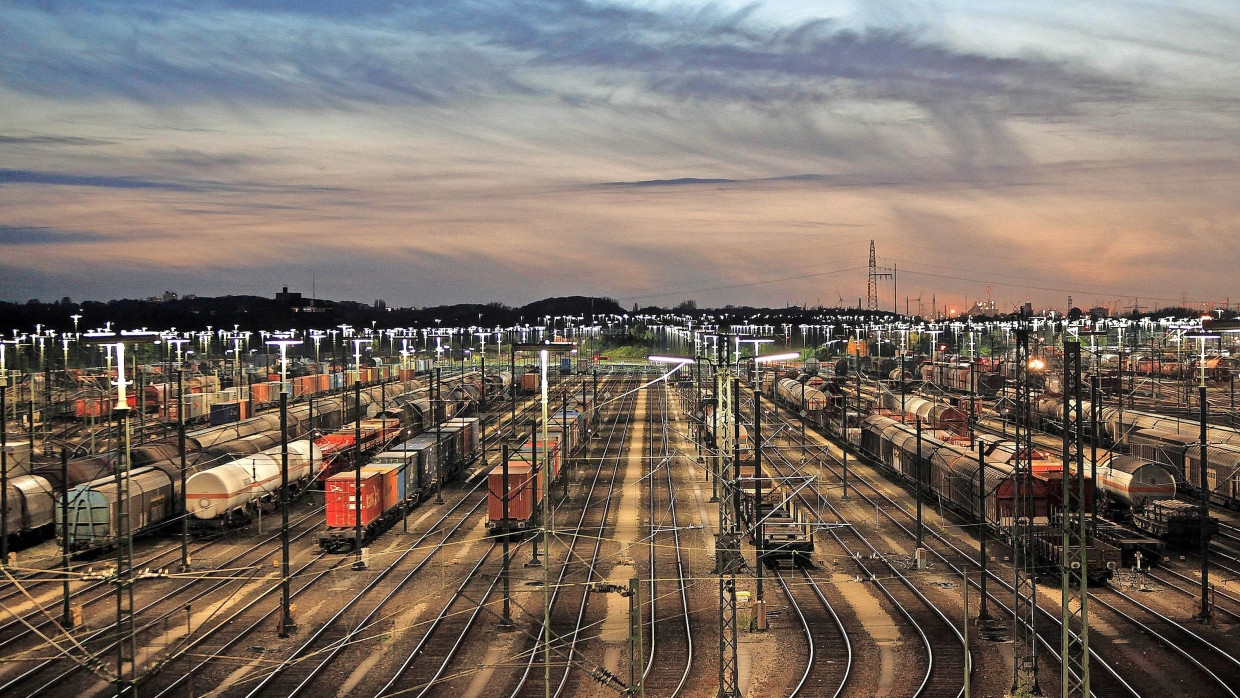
[1012,328,1040,696]
[713,362,741,698]
[1060,342,1090,696]
[866,240,893,312]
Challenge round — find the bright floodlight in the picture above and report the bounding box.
[266,339,303,389]
[753,352,800,364]
[648,355,695,364]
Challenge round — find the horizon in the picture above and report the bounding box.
[3,2,1238,309]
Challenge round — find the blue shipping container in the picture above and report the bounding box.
[209,401,241,425]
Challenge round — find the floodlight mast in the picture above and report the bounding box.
[266,338,302,636]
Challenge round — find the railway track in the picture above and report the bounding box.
[755,391,1148,697]
[0,514,264,645]
[507,378,637,698]
[134,484,486,698]
[772,566,851,698]
[1143,564,1240,623]
[0,505,329,696]
[237,487,489,697]
[371,538,525,697]
[641,381,692,696]
[1090,586,1240,696]
[811,454,1141,697]
[765,444,968,698]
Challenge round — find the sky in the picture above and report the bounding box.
[2,1,1238,313]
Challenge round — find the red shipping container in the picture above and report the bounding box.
[521,373,538,392]
[325,471,383,528]
[513,440,562,480]
[488,463,541,528]
[361,464,401,514]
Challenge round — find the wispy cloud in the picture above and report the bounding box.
[0,225,110,245]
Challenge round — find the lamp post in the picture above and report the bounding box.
[267,338,302,635]
[738,338,774,389]
[0,340,11,566]
[85,329,156,697]
[352,338,371,380]
[167,338,191,572]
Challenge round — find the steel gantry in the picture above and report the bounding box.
[711,339,743,698]
[1060,341,1091,696]
[1012,328,1041,696]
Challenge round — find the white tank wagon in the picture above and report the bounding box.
[187,439,323,521]
[1095,455,1177,510]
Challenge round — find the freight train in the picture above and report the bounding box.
[486,405,591,532]
[319,416,482,552]
[9,375,485,552]
[1032,398,1240,509]
[856,414,1121,584]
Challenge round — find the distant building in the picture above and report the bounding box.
[276,286,303,306]
[163,290,178,302]
[278,286,325,313]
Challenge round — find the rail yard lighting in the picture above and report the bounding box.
[0,339,14,566]
[647,355,695,365]
[82,329,156,696]
[351,337,371,375]
[753,351,800,364]
[266,338,302,636]
[738,337,775,388]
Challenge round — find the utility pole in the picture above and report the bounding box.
[712,338,742,698]
[1011,327,1040,696]
[60,448,73,628]
[753,387,766,630]
[1060,341,1089,695]
[178,366,190,572]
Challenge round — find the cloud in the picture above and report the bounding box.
[0,168,198,190]
[0,226,110,245]
[0,134,113,146]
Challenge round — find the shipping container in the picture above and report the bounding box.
[324,470,384,529]
[512,439,563,480]
[487,462,541,531]
[445,417,481,460]
[209,401,243,426]
[182,392,216,422]
[360,463,405,514]
[521,372,538,393]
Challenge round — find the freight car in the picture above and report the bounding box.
[486,411,586,532]
[318,417,482,551]
[858,415,1119,584]
[1132,499,1218,546]
[185,439,326,524]
[735,468,814,566]
[37,380,426,552]
[1110,410,1240,508]
[919,360,1005,396]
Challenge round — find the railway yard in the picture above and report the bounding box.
[3,320,1240,698]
